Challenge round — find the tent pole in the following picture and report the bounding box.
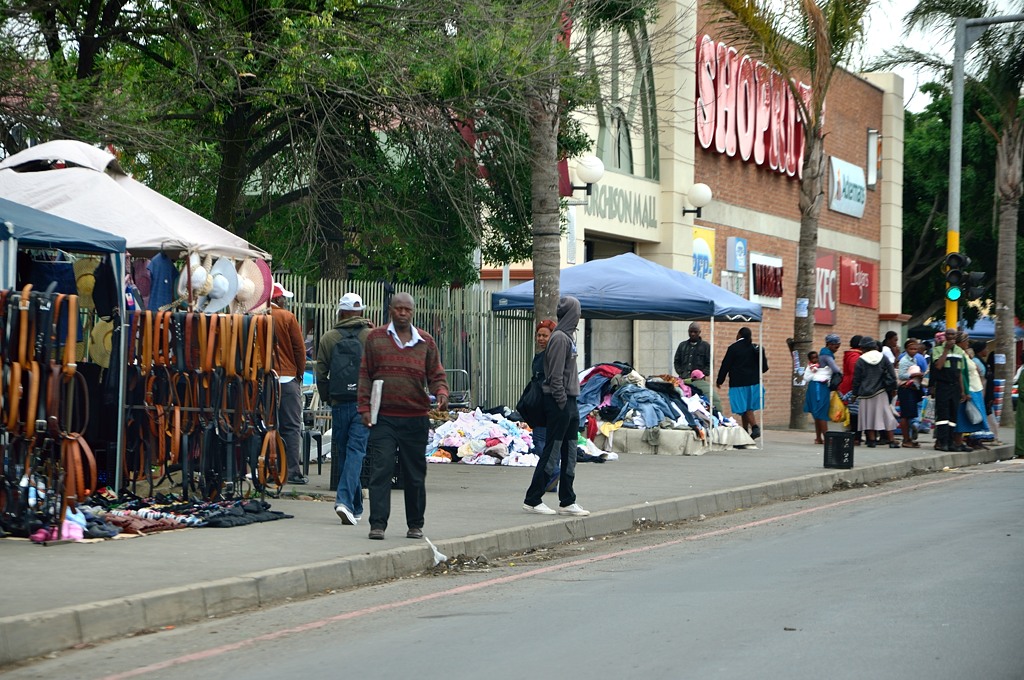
[758,322,764,450]
[113,252,128,491]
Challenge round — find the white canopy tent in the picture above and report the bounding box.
[0,140,269,260]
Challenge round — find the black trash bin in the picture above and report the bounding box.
[824,431,855,469]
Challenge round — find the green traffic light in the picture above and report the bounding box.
[946,286,963,301]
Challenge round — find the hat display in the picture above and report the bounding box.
[337,292,364,312]
[197,257,240,314]
[271,281,293,299]
[248,259,273,312]
[89,317,115,368]
[232,258,267,314]
[177,252,213,300]
[74,256,100,309]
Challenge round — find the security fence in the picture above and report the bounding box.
[274,273,535,410]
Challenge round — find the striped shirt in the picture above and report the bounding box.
[357,325,448,418]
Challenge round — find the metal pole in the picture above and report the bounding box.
[946,14,1024,328]
[946,18,966,328]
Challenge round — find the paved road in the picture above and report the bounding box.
[0,429,1016,667]
[9,462,1023,680]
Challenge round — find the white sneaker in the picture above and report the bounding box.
[335,504,357,525]
[557,503,590,516]
[523,502,556,515]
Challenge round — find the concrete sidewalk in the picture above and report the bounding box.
[0,428,1016,666]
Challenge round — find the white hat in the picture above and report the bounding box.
[271,281,293,299]
[337,292,364,312]
[177,252,213,299]
[232,258,266,314]
[197,257,240,313]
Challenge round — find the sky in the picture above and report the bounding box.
[852,0,1022,113]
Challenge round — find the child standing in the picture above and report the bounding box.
[898,365,924,447]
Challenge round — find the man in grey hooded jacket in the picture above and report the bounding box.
[523,296,590,517]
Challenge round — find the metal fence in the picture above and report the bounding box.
[275,273,536,409]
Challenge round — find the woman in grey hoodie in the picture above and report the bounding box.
[523,296,590,517]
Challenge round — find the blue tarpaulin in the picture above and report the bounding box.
[490,252,762,321]
[0,196,125,253]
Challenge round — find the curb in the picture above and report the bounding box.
[0,445,1012,667]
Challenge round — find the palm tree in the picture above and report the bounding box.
[711,0,872,428]
[885,0,1024,430]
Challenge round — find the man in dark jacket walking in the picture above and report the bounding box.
[716,326,768,439]
[523,296,589,517]
[316,292,373,526]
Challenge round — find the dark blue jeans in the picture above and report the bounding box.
[367,415,429,531]
[332,401,369,516]
[524,395,578,508]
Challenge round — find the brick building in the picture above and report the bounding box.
[483,1,905,427]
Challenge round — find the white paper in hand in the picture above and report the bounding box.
[370,379,383,425]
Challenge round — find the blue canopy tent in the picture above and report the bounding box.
[1,196,126,287]
[491,252,765,449]
[0,195,129,487]
[490,252,762,321]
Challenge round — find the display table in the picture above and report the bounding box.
[592,425,754,456]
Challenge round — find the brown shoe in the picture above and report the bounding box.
[406,527,423,539]
[368,528,385,540]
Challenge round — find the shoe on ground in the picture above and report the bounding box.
[934,443,951,452]
[368,528,385,540]
[335,504,357,526]
[750,425,761,439]
[287,475,308,485]
[523,502,556,515]
[557,503,590,516]
[406,527,424,539]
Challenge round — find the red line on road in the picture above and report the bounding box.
[100,472,971,680]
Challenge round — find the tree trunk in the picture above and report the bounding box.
[528,73,562,323]
[992,121,1022,431]
[789,132,826,429]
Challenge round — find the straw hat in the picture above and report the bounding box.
[74,256,101,309]
[248,259,273,312]
[177,252,213,300]
[89,317,115,368]
[232,258,266,314]
[197,257,240,314]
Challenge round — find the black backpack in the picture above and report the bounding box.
[328,327,363,401]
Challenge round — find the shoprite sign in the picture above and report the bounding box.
[695,35,811,180]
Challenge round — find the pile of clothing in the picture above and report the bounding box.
[579,363,740,442]
[428,409,536,465]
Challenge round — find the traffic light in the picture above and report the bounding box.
[964,271,986,301]
[941,252,985,302]
[943,252,969,302]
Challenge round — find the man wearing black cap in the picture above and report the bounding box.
[674,322,711,378]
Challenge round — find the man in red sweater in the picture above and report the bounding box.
[358,292,448,540]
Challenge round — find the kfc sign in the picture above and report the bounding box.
[815,253,836,325]
[696,35,812,180]
[839,257,876,308]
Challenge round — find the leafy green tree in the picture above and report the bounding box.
[712,0,872,429]
[901,81,1000,327]
[879,0,1024,428]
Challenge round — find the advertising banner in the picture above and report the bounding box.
[693,226,716,281]
[839,256,876,308]
[815,253,837,325]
